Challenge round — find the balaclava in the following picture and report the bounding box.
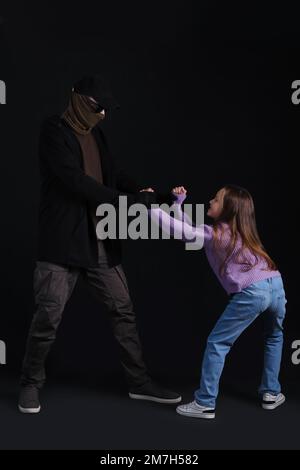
[61,90,104,135]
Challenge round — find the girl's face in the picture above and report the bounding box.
[207,188,225,219]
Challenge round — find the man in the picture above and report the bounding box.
[18,74,181,413]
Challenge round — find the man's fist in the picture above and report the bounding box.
[140,188,154,192]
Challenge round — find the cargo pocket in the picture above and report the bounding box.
[33,266,53,303]
[114,265,130,295]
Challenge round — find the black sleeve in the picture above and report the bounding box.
[116,168,142,193]
[97,125,142,194]
[116,170,175,204]
[96,124,163,197]
[39,120,173,208]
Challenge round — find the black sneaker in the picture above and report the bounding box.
[129,381,182,404]
[18,385,41,414]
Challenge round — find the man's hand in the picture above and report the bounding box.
[140,187,155,192]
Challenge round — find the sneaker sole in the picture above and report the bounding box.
[129,393,182,404]
[18,405,41,414]
[176,408,215,419]
[262,396,285,410]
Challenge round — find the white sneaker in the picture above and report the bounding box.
[176,400,215,419]
[262,392,285,410]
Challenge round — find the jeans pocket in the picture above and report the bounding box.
[277,291,287,312]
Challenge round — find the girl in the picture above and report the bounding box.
[150,184,287,419]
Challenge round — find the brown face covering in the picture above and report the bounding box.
[61,91,104,134]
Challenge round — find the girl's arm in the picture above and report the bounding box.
[171,193,195,227]
[148,193,212,247]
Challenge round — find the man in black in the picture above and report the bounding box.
[18,74,181,413]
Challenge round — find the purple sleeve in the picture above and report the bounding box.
[148,198,213,247]
[172,200,194,227]
[171,193,195,226]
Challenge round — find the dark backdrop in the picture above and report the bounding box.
[0,2,298,391]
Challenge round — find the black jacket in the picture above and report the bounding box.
[37,115,173,268]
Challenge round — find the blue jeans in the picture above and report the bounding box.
[194,276,287,408]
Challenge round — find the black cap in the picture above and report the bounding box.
[73,74,120,110]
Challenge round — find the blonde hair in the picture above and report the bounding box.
[212,185,277,275]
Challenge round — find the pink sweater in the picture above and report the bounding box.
[149,194,281,294]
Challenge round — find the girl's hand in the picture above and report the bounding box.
[172,186,187,204]
[172,186,187,195]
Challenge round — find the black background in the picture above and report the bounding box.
[0,1,299,449]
